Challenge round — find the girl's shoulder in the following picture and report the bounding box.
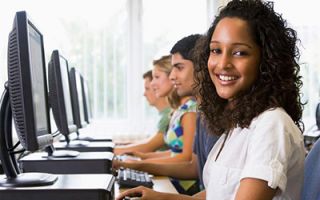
[255,107,292,122]
[251,107,301,135]
[180,98,197,111]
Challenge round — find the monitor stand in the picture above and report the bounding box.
[68,140,91,147]
[44,145,80,158]
[47,149,80,158]
[0,172,57,187]
[0,86,58,187]
[0,174,115,200]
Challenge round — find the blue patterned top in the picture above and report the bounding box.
[164,98,197,156]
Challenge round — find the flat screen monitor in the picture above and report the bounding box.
[81,75,92,124]
[316,103,320,130]
[69,67,88,129]
[9,12,52,153]
[48,50,78,142]
[0,11,57,187]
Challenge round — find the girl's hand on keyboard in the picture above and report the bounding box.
[116,186,159,200]
[112,158,122,170]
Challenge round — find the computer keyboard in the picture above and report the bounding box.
[117,168,153,188]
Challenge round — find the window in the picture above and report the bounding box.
[274,1,320,130]
[0,0,212,139]
[140,0,210,137]
[2,0,317,137]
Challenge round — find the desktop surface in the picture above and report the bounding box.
[59,131,113,142]
[115,176,178,197]
[78,134,113,142]
[0,174,115,200]
[19,151,114,174]
[54,141,115,152]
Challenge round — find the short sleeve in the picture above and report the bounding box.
[157,107,172,134]
[240,109,301,192]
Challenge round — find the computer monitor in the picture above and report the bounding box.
[81,75,92,124]
[316,103,320,130]
[69,67,88,129]
[48,50,78,143]
[0,11,57,187]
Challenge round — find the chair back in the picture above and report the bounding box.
[301,138,320,200]
[316,103,320,130]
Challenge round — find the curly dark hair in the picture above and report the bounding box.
[193,0,304,136]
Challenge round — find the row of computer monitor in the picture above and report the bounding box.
[49,50,92,143]
[0,10,93,185]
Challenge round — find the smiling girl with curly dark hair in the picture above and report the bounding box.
[193,0,306,199]
[194,0,304,136]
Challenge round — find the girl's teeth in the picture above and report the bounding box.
[219,75,236,81]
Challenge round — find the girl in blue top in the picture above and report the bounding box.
[115,35,201,195]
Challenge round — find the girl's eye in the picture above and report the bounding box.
[233,51,248,56]
[210,48,221,54]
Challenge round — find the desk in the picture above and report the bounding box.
[54,141,115,152]
[20,151,113,174]
[114,176,178,198]
[0,174,115,200]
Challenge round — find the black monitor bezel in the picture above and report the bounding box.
[69,67,88,129]
[316,103,320,130]
[8,11,52,152]
[48,50,78,139]
[81,75,92,124]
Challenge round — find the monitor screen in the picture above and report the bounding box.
[48,50,77,138]
[28,24,48,136]
[69,67,87,129]
[8,11,53,152]
[60,56,75,126]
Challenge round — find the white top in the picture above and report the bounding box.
[203,108,305,200]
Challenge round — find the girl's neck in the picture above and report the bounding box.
[155,98,170,112]
[226,99,237,110]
